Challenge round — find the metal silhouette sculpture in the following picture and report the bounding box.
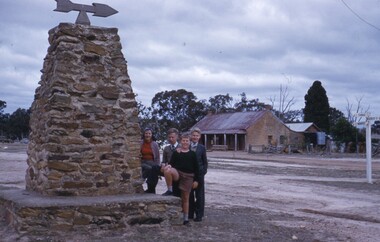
[54,0,118,25]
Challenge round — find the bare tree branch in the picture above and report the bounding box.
[346,96,370,123]
[269,74,296,121]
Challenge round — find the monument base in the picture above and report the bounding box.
[0,186,181,237]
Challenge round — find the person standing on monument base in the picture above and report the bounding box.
[161,132,199,225]
[140,127,160,194]
[189,127,208,222]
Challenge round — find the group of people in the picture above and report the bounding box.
[140,127,208,225]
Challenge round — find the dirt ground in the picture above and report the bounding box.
[1,144,380,241]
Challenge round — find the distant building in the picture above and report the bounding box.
[192,111,323,152]
[285,122,323,146]
[191,110,292,151]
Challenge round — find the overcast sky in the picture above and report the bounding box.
[1,0,380,119]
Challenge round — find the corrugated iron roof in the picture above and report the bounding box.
[285,122,314,132]
[192,111,268,134]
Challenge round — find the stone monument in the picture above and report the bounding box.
[25,23,142,196]
[0,2,180,238]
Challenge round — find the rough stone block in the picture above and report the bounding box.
[0,188,181,236]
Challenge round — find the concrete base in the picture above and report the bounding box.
[0,186,181,237]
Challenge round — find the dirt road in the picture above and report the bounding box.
[1,145,380,241]
[206,152,380,241]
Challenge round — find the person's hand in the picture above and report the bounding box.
[160,164,166,172]
[163,165,172,172]
[192,181,198,189]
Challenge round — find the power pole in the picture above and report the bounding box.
[354,113,380,183]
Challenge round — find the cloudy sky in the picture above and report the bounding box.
[1,0,380,118]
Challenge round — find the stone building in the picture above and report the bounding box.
[192,111,324,152]
[192,110,294,151]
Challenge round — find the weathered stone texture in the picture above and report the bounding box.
[0,189,181,237]
[26,23,142,196]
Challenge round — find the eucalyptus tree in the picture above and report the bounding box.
[234,92,265,112]
[8,108,30,139]
[207,93,234,114]
[150,89,207,141]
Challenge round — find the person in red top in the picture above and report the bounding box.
[140,128,160,193]
[162,132,199,225]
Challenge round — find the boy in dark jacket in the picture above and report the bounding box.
[189,127,208,222]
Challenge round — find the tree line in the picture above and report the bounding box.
[138,81,377,153]
[2,80,379,152]
[0,100,30,141]
[138,90,273,143]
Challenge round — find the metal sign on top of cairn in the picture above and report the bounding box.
[54,0,118,25]
[354,112,380,184]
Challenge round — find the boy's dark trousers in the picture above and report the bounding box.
[189,175,205,219]
[142,163,160,193]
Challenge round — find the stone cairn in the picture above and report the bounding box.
[0,23,180,238]
[26,23,143,196]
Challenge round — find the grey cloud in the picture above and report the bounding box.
[0,0,379,118]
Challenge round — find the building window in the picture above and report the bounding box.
[268,135,273,145]
[280,135,286,145]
